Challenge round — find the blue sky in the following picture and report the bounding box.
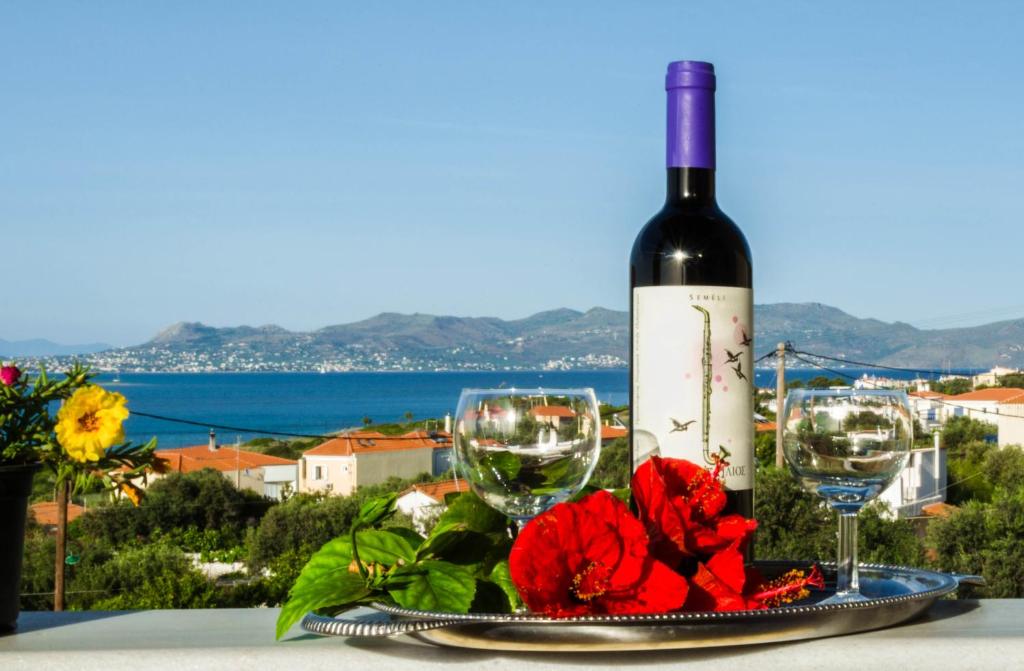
[3,2,1023,345]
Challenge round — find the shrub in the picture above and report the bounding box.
[927,488,1024,597]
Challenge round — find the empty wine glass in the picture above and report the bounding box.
[782,389,912,603]
[453,388,601,527]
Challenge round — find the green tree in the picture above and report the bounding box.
[946,440,996,505]
[928,488,1024,597]
[754,467,925,566]
[942,416,997,454]
[67,539,219,610]
[19,515,57,611]
[981,445,1024,494]
[754,430,776,470]
[589,437,629,489]
[75,469,273,548]
[997,373,1024,388]
[931,378,972,395]
[754,467,835,561]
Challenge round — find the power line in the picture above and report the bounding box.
[130,410,336,441]
[787,350,1024,423]
[787,348,962,377]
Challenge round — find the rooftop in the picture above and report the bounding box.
[601,425,628,440]
[946,388,1024,403]
[304,430,452,457]
[529,405,576,418]
[155,445,296,474]
[399,479,468,502]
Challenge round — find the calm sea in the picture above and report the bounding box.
[97,368,967,448]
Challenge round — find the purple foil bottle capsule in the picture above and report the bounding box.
[665,60,716,169]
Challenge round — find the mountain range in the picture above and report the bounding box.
[0,338,112,357]
[41,302,1024,372]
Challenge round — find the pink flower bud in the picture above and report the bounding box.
[0,364,21,386]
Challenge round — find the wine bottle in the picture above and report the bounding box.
[630,60,754,520]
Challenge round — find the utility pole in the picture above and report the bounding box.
[775,342,786,469]
[54,480,67,611]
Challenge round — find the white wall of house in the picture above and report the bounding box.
[262,464,299,500]
[997,403,1024,448]
[299,455,356,496]
[396,490,444,534]
[877,446,947,518]
[908,397,944,432]
[941,400,1002,423]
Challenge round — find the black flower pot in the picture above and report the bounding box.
[0,463,40,632]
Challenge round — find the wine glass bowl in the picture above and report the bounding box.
[782,389,912,602]
[453,388,601,524]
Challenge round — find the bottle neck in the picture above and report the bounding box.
[666,84,715,170]
[666,167,716,205]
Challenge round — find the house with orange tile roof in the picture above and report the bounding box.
[941,388,1024,424]
[528,404,576,429]
[298,430,453,497]
[145,430,298,500]
[600,424,627,443]
[396,479,469,533]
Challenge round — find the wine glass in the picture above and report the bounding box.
[781,389,912,603]
[453,388,601,527]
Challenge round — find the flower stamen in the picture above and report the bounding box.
[570,561,610,602]
[78,411,100,433]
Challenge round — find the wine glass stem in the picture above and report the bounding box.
[836,512,859,596]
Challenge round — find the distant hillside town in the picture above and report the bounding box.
[10,302,1024,372]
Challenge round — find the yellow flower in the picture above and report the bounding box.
[56,386,129,462]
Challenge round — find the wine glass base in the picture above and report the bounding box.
[818,591,871,606]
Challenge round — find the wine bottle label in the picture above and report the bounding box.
[632,285,754,490]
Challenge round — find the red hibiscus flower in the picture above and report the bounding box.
[509,490,689,617]
[686,540,824,612]
[632,456,756,567]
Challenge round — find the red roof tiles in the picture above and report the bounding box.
[400,479,469,502]
[304,430,453,457]
[529,405,576,418]
[155,445,296,474]
[948,388,1024,403]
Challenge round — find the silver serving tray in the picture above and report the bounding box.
[301,561,975,652]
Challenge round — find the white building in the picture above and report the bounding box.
[972,367,1022,388]
[396,479,468,534]
[941,388,1024,422]
[996,400,1024,448]
[908,391,951,432]
[877,439,947,518]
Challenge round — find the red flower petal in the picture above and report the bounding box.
[509,490,690,617]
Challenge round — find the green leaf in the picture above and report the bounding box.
[430,491,508,537]
[470,579,511,613]
[610,488,632,505]
[384,526,426,549]
[354,529,419,566]
[418,529,497,564]
[479,451,521,482]
[275,536,366,640]
[277,571,370,640]
[486,559,522,611]
[385,560,477,613]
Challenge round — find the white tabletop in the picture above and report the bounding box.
[1,601,1022,670]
